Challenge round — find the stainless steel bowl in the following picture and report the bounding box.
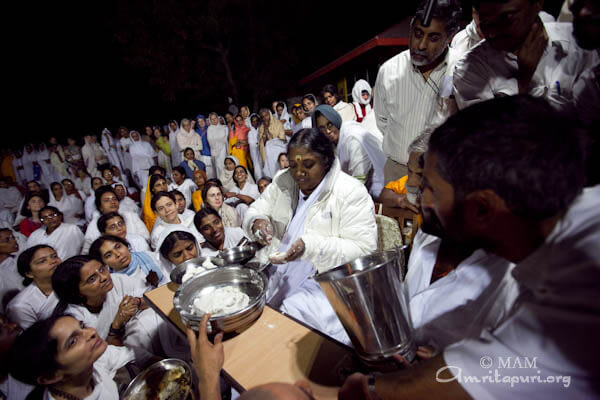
[173,266,268,334]
[122,358,192,400]
[170,256,226,284]
[218,244,256,265]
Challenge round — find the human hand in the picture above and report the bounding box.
[113,295,139,328]
[395,194,419,213]
[223,192,237,199]
[252,219,273,245]
[186,314,224,398]
[284,239,305,262]
[339,372,370,400]
[517,17,548,92]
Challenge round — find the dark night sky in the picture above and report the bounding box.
[7,0,562,148]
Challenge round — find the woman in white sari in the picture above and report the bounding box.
[228,165,259,222]
[26,206,84,261]
[48,182,85,226]
[168,120,183,168]
[101,128,123,171]
[82,135,109,178]
[129,130,157,188]
[176,118,203,162]
[118,127,133,174]
[258,109,288,179]
[21,145,37,183]
[36,144,59,187]
[206,113,229,179]
[248,114,264,181]
[301,94,319,129]
[7,245,61,329]
[150,192,203,250]
[219,155,239,192]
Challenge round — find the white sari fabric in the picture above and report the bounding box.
[82,140,109,178]
[351,79,373,121]
[36,145,59,186]
[0,256,24,314]
[168,122,183,168]
[21,147,37,183]
[26,223,84,261]
[101,129,123,171]
[176,127,203,159]
[7,284,60,330]
[219,156,239,191]
[119,135,133,172]
[129,137,156,187]
[231,182,260,222]
[247,116,263,181]
[207,121,229,179]
[49,190,84,225]
[333,101,357,122]
[264,139,288,179]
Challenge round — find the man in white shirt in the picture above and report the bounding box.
[339,96,599,399]
[453,0,598,112]
[374,0,461,183]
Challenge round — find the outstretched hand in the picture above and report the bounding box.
[186,314,224,400]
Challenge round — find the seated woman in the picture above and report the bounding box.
[141,172,169,232]
[7,245,61,329]
[155,227,200,274]
[193,208,248,256]
[26,206,84,261]
[321,83,356,122]
[202,183,241,228]
[0,229,24,313]
[49,181,85,225]
[83,185,149,253]
[97,212,150,252]
[171,189,195,220]
[313,104,386,200]
[89,235,166,289]
[229,114,253,170]
[226,165,260,221]
[244,128,377,342]
[84,177,106,222]
[169,166,196,209]
[219,155,239,191]
[10,315,135,400]
[51,256,164,358]
[150,192,203,250]
[191,169,207,212]
[112,182,139,216]
[178,147,206,179]
[18,192,45,238]
[61,178,87,202]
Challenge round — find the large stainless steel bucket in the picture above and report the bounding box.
[313,249,416,363]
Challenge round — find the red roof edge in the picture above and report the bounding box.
[300,36,409,85]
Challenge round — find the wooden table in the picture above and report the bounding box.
[144,283,362,399]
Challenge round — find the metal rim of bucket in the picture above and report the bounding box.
[313,250,403,283]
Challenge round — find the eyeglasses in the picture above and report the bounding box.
[107,221,125,231]
[318,122,335,134]
[40,213,59,222]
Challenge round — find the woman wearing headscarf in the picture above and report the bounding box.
[21,144,37,184]
[167,120,182,168]
[35,143,59,187]
[247,113,263,181]
[229,114,253,171]
[176,118,203,162]
[117,127,133,173]
[207,113,229,179]
[129,130,157,188]
[11,150,27,186]
[313,104,386,199]
[219,155,239,192]
[194,114,213,174]
[274,101,293,137]
[321,84,356,122]
[64,137,84,177]
[48,182,85,226]
[81,135,109,178]
[243,128,376,342]
[351,79,373,123]
[100,128,123,171]
[258,108,287,178]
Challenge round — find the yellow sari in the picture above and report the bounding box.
[142,176,157,232]
[229,123,253,172]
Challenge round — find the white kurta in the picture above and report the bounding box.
[337,121,386,198]
[83,210,149,254]
[169,179,197,210]
[7,284,60,329]
[0,256,24,313]
[206,124,229,178]
[453,22,598,112]
[406,230,518,351]
[26,223,84,261]
[443,186,600,399]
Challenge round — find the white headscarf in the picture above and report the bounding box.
[219,155,239,191]
[49,183,84,224]
[351,79,373,121]
[274,101,292,130]
[129,131,156,170]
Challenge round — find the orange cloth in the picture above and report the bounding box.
[142,176,157,231]
[385,175,408,195]
[192,190,203,212]
[1,155,16,182]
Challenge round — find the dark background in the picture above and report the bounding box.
[6,0,564,147]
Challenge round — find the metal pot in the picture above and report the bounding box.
[313,248,416,363]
